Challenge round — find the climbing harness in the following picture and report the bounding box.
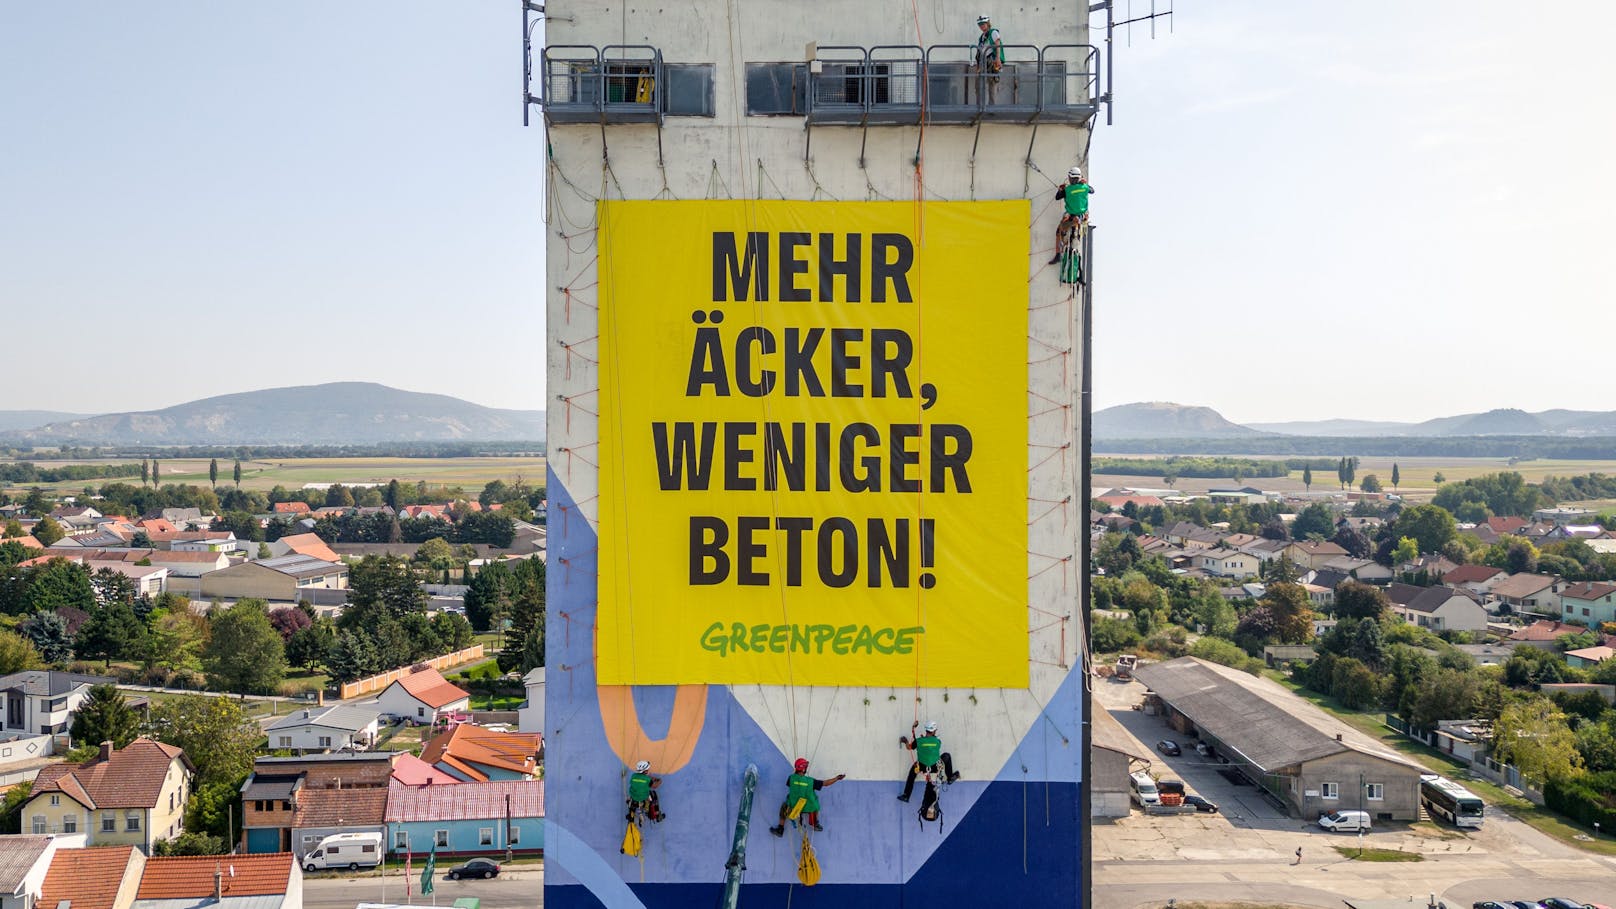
[917,780,945,833]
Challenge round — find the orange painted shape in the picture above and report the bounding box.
[598,683,709,774]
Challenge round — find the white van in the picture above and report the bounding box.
[303,832,384,872]
[1129,771,1160,807]
[1318,810,1372,832]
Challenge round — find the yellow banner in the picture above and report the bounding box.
[597,200,1028,687]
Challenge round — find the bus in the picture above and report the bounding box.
[1420,774,1485,828]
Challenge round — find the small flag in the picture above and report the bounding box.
[421,848,436,895]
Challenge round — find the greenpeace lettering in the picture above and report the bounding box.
[598,200,1028,687]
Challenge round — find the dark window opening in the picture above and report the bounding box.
[746,63,808,115]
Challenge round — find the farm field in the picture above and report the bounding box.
[1095,455,1616,503]
[1,456,548,495]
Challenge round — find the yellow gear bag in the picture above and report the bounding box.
[797,835,821,886]
[786,797,807,821]
[621,820,642,858]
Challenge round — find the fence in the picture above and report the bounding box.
[1384,715,1543,804]
[338,645,486,701]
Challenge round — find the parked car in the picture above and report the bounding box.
[1194,741,1213,757]
[1183,794,1219,813]
[447,858,501,881]
[1155,740,1181,756]
[1540,901,1594,909]
[1318,810,1371,832]
[1473,903,1514,909]
[1509,903,1547,909]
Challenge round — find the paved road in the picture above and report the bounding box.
[304,867,542,908]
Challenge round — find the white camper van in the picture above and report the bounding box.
[1128,771,1160,807]
[303,831,383,872]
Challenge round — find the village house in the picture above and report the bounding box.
[38,844,145,909]
[385,779,543,857]
[0,670,108,738]
[1566,646,1614,670]
[1161,521,1223,551]
[1318,556,1392,585]
[1385,583,1488,633]
[1196,547,1261,580]
[1487,572,1567,616]
[1442,564,1507,598]
[1282,540,1349,571]
[421,725,542,782]
[266,705,380,754]
[376,668,471,726]
[519,667,545,735]
[1558,581,1616,627]
[266,532,342,563]
[25,739,193,852]
[1508,619,1590,651]
[134,852,302,909]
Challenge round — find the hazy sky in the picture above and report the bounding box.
[3,3,1611,422]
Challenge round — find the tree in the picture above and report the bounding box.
[142,695,260,787]
[1360,474,1382,494]
[21,611,73,663]
[463,561,510,632]
[432,611,475,652]
[2,519,22,539]
[75,603,144,667]
[1333,580,1390,621]
[1348,617,1387,671]
[1260,582,1314,643]
[413,537,456,571]
[20,559,94,614]
[1433,472,1446,484]
[30,517,63,547]
[266,606,312,642]
[1330,657,1381,709]
[347,556,427,617]
[1392,504,1457,556]
[500,558,546,672]
[1259,516,1289,541]
[0,782,32,835]
[208,459,218,487]
[143,608,206,672]
[325,484,355,508]
[285,622,334,672]
[1392,536,1420,565]
[1302,465,1313,492]
[1493,696,1583,784]
[154,832,228,856]
[1391,463,1401,492]
[151,458,160,487]
[70,684,139,748]
[233,459,242,486]
[1331,525,1371,560]
[1262,554,1301,584]
[141,459,150,486]
[0,631,41,674]
[202,600,286,694]
[326,630,377,684]
[1292,503,1335,541]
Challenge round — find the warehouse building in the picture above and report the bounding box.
[199,554,348,602]
[1133,657,1425,821]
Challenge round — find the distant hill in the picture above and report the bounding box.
[0,383,545,445]
[1093,402,1264,439]
[0,411,88,433]
[1244,418,1418,437]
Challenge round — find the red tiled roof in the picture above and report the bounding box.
[137,518,179,534]
[1566,646,1614,663]
[31,738,188,810]
[0,535,43,550]
[1486,516,1529,533]
[1509,620,1585,642]
[1561,581,1616,601]
[138,852,294,898]
[273,502,311,514]
[1443,564,1505,585]
[385,779,543,823]
[41,845,140,909]
[294,787,387,829]
[421,725,541,782]
[392,668,470,710]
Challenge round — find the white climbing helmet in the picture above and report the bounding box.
[977,14,991,25]
[924,721,938,733]
[635,760,651,773]
[1068,166,1083,180]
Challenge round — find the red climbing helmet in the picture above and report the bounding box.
[794,758,810,773]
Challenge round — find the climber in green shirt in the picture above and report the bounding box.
[769,757,845,836]
[626,760,664,823]
[898,720,959,802]
[1047,166,1095,264]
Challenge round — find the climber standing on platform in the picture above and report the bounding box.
[972,14,1005,103]
[769,758,845,837]
[1048,166,1094,264]
[898,720,960,802]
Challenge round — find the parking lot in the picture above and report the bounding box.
[1090,675,1616,908]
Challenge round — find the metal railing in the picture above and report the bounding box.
[807,43,1099,124]
[540,44,664,124]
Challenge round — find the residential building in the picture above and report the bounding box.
[240,773,303,853]
[25,738,193,851]
[1236,537,1290,563]
[1093,493,1163,511]
[199,555,348,602]
[241,754,400,853]
[1534,506,1594,525]
[376,669,471,726]
[0,670,107,736]
[1301,583,1334,610]
[421,725,542,782]
[1319,556,1392,585]
[518,667,545,735]
[289,788,388,861]
[39,845,145,909]
[390,753,461,787]
[1133,657,1426,820]
[1442,564,1506,598]
[1566,646,1614,670]
[84,562,168,597]
[1559,581,1616,626]
[1489,573,1566,615]
[0,835,77,909]
[145,550,231,578]
[137,853,302,909]
[1508,619,1590,651]
[1088,702,1151,818]
[1161,522,1223,550]
[166,532,241,553]
[153,507,206,528]
[1453,642,1516,666]
[385,779,543,857]
[1196,548,1260,580]
[1283,540,1349,571]
[1484,516,1528,535]
[265,706,380,754]
[266,533,342,563]
[1385,584,1488,633]
[272,502,312,515]
[250,753,401,791]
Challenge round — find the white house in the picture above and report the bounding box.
[84,562,168,597]
[1388,584,1488,634]
[518,667,545,735]
[1197,548,1260,580]
[376,668,471,725]
[266,705,380,753]
[0,671,106,737]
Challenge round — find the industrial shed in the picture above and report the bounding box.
[1090,699,1152,818]
[1133,657,1426,821]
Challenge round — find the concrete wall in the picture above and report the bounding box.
[199,562,297,601]
[1090,747,1132,818]
[543,1,1091,906]
[1289,750,1422,822]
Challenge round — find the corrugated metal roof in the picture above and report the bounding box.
[0,836,51,891]
[1132,657,1423,775]
[266,704,379,733]
[385,779,543,822]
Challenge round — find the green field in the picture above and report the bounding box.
[1,456,548,496]
[1095,455,1616,502]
